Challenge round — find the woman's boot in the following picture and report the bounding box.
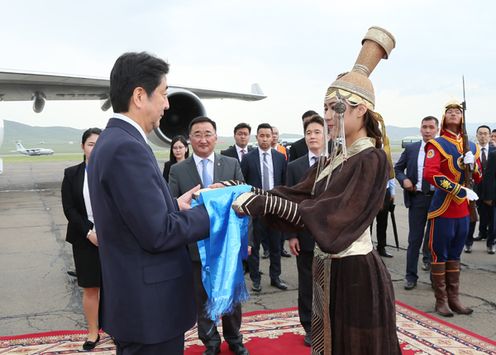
[430,262,453,317]
[445,260,473,315]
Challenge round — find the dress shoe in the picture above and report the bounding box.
[67,270,77,277]
[262,250,270,259]
[377,248,393,258]
[252,280,262,292]
[464,245,472,253]
[488,245,496,254]
[228,343,249,355]
[404,280,417,290]
[473,235,486,241]
[281,249,292,258]
[270,279,288,290]
[303,333,311,347]
[82,334,100,351]
[421,262,431,271]
[203,344,220,355]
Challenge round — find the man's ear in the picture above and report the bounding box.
[132,87,146,109]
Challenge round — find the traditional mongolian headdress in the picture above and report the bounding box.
[440,100,464,135]
[323,26,396,179]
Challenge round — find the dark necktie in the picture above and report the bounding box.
[311,156,318,167]
[482,147,487,170]
[240,149,245,162]
[421,179,431,194]
[262,152,270,190]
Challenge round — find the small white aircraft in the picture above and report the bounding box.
[15,141,54,156]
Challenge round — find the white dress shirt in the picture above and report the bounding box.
[193,152,215,185]
[113,113,148,142]
[416,141,427,191]
[83,169,95,225]
[308,151,319,167]
[236,145,248,161]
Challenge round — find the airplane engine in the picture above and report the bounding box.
[147,89,206,147]
[32,92,46,113]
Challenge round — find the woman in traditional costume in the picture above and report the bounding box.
[233,27,401,354]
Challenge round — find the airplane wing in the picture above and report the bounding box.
[0,70,266,102]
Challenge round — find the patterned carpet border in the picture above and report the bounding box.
[1,302,495,354]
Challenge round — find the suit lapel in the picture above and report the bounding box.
[75,162,88,217]
[185,157,202,186]
[213,154,222,182]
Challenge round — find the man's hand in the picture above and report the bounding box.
[248,246,252,256]
[177,184,201,211]
[88,230,98,247]
[402,178,416,192]
[288,237,300,256]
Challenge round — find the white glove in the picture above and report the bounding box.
[463,151,475,170]
[462,187,479,201]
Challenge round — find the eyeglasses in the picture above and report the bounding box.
[191,132,215,140]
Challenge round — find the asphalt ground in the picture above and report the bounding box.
[0,155,495,340]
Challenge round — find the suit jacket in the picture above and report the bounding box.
[162,160,173,182]
[474,145,496,196]
[168,153,244,261]
[220,145,253,162]
[61,161,93,244]
[241,148,287,189]
[286,154,315,251]
[88,118,210,344]
[481,150,496,201]
[288,138,308,162]
[394,141,427,208]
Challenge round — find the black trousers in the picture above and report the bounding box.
[375,190,392,249]
[115,335,184,355]
[296,250,313,334]
[192,261,243,347]
[249,218,282,282]
[405,193,432,282]
[466,201,494,246]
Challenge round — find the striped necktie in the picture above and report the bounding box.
[262,152,270,190]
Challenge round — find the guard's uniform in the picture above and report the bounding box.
[424,130,481,261]
[422,101,481,317]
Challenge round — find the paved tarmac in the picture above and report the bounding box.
[0,157,495,341]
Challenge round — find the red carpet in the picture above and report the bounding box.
[1,302,495,354]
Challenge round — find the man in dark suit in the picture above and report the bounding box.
[241,123,287,292]
[465,125,495,251]
[169,116,248,355]
[394,116,439,290]
[286,115,325,347]
[88,52,210,354]
[288,110,318,162]
[481,149,496,254]
[221,122,253,162]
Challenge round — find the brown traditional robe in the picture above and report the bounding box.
[267,137,401,355]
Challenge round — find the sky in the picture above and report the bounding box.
[0,0,495,136]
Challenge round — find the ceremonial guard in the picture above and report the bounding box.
[423,100,482,317]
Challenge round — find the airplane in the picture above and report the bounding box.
[0,69,266,173]
[15,141,54,156]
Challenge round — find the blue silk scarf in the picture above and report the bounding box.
[194,185,251,322]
